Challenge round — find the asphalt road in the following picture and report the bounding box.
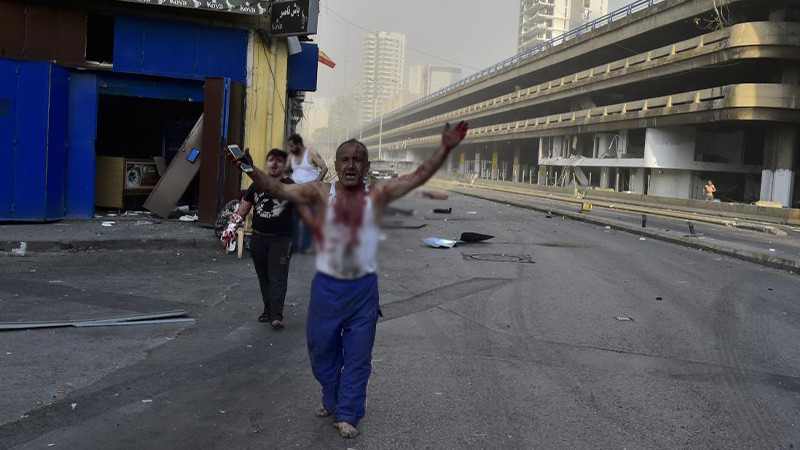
[445,184,800,265]
[1,191,799,449]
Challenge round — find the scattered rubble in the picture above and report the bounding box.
[11,242,27,256]
[421,191,449,200]
[423,232,494,248]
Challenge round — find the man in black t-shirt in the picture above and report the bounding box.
[222,149,296,329]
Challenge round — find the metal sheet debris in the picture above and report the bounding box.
[423,238,458,248]
[0,310,191,331]
[75,318,195,327]
[144,115,204,218]
[423,233,494,248]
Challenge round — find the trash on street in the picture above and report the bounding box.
[423,232,494,248]
[421,190,449,200]
[11,242,27,256]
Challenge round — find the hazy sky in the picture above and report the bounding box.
[312,0,632,100]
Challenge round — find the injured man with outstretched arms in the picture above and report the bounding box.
[230,121,468,439]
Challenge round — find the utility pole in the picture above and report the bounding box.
[378,113,383,160]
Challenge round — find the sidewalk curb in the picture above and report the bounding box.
[2,237,219,253]
[432,180,787,236]
[447,186,800,275]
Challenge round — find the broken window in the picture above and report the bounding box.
[86,13,114,64]
[627,129,646,158]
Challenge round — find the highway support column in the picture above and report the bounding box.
[761,123,797,207]
[760,8,800,207]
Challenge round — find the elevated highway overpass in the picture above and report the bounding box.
[358,0,800,207]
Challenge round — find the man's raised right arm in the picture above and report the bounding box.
[232,148,320,205]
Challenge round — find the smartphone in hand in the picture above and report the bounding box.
[227,145,253,173]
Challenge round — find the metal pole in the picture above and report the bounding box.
[378,114,383,160]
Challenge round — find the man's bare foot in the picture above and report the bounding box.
[333,422,359,439]
[315,405,330,417]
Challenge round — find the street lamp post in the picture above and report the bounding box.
[378,113,383,160]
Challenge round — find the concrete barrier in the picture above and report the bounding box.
[585,189,800,225]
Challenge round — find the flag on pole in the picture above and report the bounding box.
[318,50,336,68]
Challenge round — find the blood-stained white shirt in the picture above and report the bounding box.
[315,183,379,280]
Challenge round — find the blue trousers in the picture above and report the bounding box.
[306,272,380,426]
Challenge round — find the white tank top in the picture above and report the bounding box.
[291,148,321,184]
[316,183,379,280]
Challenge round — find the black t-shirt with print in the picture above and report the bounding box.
[243,178,295,236]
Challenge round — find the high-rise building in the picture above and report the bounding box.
[408,65,427,99]
[408,65,463,101]
[518,0,609,53]
[360,31,406,123]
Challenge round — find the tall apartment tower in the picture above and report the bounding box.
[518,0,609,53]
[408,65,463,101]
[360,31,406,124]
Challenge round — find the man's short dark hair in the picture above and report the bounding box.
[287,134,304,146]
[267,148,288,163]
[336,139,369,159]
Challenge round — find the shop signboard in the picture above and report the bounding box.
[112,0,269,15]
[270,0,319,36]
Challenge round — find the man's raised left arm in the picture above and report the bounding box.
[309,149,329,181]
[375,121,468,203]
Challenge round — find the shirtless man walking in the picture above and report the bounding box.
[232,122,468,439]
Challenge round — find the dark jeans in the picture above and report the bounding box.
[292,208,314,253]
[250,234,292,321]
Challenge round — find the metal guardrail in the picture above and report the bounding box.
[364,21,777,143]
[363,0,664,129]
[377,84,800,150]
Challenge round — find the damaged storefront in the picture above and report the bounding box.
[1,0,314,224]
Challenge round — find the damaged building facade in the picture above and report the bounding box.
[1,0,320,223]
[358,0,800,208]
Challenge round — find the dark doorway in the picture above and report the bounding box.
[94,95,203,210]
